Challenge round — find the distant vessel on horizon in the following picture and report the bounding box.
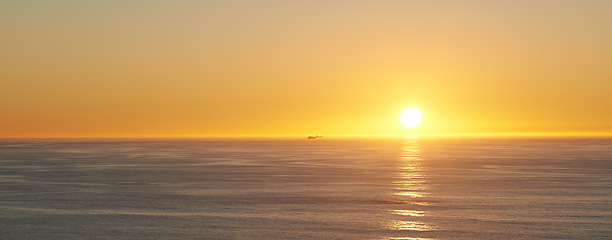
[308,135,323,139]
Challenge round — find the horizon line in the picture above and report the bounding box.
[2,131,612,140]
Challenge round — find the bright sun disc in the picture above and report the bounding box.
[400,108,423,127]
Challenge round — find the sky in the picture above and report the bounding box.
[1,0,611,138]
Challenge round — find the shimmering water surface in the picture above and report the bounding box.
[0,138,610,239]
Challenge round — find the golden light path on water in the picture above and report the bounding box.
[386,238,435,240]
[386,137,435,239]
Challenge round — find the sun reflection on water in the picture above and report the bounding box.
[386,137,435,236]
[385,237,434,240]
[394,138,426,200]
[389,220,433,231]
[389,209,425,217]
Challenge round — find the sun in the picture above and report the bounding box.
[400,107,423,127]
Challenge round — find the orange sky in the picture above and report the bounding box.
[1,1,611,138]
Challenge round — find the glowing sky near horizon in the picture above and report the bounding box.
[1,0,611,137]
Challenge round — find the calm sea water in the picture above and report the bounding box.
[0,138,610,239]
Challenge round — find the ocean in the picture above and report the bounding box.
[0,137,610,239]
